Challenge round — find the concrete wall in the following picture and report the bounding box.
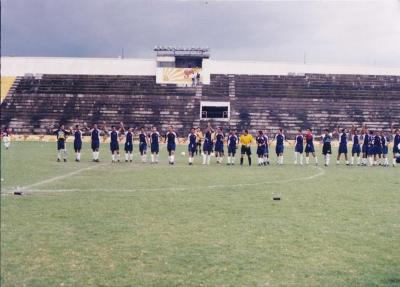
[2,56,400,77]
[1,57,156,76]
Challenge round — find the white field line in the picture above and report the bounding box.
[1,145,171,195]
[9,164,106,193]
[2,166,325,195]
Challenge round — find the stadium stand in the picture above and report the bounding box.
[1,73,399,135]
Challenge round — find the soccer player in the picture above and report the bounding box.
[104,122,122,163]
[337,128,349,165]
[380,131,389,167]
[166,126,178,165]
[1,127,12,150]
[360,125,369,166]
[139,127,149,163]
[195,127,203,156]
[187,128,197,165]
[72,124,83,162]
[320,129,333,166]
[272,128,289,165]
[86,123,103,162]
[373,131,383,166]
[150,126,160,164]
[227,130,238,165]
[263,130,270,165]
[214,127,225,164]
[391,125,400,167]
[240,129,253,166]
[294,129,304,165]
[123,126,134,162]
[304,128,318,165]
[202,125,214,165]
[52,124,71,162]
[256,130,267,166]
[350,127,361,166]
[367,130,375,166]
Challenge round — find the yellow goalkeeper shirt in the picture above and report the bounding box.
[240,134,253,146]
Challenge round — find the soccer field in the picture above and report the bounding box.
[1,141,399,286]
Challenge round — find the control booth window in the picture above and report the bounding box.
[200,101,230,120]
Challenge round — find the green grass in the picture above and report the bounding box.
[1,141,400,287]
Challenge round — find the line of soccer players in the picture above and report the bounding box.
[48,123,400,167]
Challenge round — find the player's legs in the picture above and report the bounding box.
[246,148,252,166]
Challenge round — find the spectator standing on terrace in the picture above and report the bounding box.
[191,73,195,87]
[196,72,201,86]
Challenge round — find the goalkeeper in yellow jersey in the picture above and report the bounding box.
[240,129,253,166]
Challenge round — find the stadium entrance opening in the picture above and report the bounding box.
[200,101,230,120]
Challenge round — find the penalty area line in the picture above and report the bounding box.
[3,166,325,195]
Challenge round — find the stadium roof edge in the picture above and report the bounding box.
[2,56,400,76]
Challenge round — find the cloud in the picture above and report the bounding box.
[1,0,400,67]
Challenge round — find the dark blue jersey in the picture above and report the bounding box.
[339,133,348,145]
[216,133,224,144]
[381,136,387,147]
[363,134,369,145]
[323,133,332,144]
[394,134,400,146]
[166,131,177,145]
[296,135,304,145]
[125,131,133,143]
[275,134,285,145]
[91,129,100,142]
[373,135,382,147]
[368,135,374,146]
[205,131,212,143]
[352,134,360,145]
[109,131,119,143]
[256,135,266,146]
[74,130,82,143]
[151,132,160,144]
[188,133,197,145]
[139,132,147,144]
[228,134,238,147]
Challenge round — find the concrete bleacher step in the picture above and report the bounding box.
[1,73,400,135]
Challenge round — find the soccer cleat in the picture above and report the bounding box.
[63,159,67,162]
[125,160,128,162]
[57,159,61,162]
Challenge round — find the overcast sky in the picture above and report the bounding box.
[2,0,400,67]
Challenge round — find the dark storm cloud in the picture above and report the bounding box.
[1,0,400,67]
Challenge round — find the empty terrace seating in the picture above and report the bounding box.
[232,74,400,134]
[1,74,198,134]
[1,73,399,135]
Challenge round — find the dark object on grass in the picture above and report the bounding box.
[14,191,23,196]
[273,196,281,201]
